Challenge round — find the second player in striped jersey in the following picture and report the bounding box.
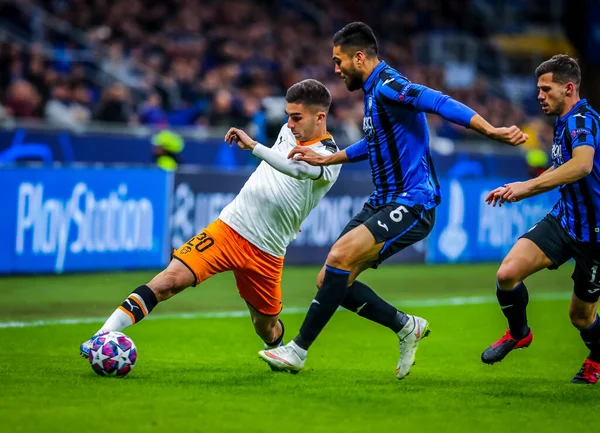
[481,54,600,384]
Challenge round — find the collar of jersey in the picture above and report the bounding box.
[297,133,333,146]
[363,60,388,93]
[558,98,587,123]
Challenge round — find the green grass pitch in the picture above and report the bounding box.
[0,264,597,433]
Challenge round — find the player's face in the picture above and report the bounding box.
[537,73,567,116]
[332,46,363,91]
[286,102,324,142]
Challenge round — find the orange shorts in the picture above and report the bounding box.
[172,219,284,316]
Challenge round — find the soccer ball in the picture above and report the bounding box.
[89,331,137,377]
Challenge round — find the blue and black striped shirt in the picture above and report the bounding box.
[549,99,600,243]
[345,61,475,209]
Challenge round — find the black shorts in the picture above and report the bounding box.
[337,202,435,268]
[520,214,600,303]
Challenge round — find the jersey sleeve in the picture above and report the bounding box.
[345,138,369,162]
[311,140,341,183]
[253,144,323,180]
[377,78,476,128]
[568,116,598,149]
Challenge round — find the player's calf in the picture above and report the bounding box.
[147,265,195,301]
[246,302,285,349]
[255,317,285,350]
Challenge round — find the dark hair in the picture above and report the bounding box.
[535,54,581,91]
[285,79,332,112]
[333,22,378,57]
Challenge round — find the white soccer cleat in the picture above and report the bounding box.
[80,333,102,359]
[258,344,305,374]
[80,338,94,359]
[396,315,430,380]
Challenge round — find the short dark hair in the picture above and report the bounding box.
[285,79,332,113]
[333,22,378,58]
[535,54,581,91]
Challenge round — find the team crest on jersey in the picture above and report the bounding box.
[368,95,373,110]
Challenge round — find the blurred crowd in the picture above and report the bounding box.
[0,0,554,148]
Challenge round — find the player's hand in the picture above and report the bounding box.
[287,146,327,165]
[485,187,507,207]
[225,127,257,151]
[486,182,533,206]
[490,126,529,146]
[499,181,534,204]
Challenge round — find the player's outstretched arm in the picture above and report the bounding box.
[378,81,528,146]
[487,146,594,206]
[468,114,528,146]
[225,127,325,180]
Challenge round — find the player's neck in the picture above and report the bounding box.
[361,58,382,85]
[309,125,329,141]
[559,95,581,118]
[302,126,329,143]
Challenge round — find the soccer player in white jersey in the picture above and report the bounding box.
[79,79,341,357]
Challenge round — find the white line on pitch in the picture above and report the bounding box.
[0,292,572,330]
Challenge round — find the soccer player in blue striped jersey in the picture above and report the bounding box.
[481,55,600,384]
[259,22,527,379]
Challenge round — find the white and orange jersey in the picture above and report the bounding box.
[219,124,341,257]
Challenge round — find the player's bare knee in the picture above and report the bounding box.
[569,308,596,329]
[496,262,522,290]
[326,247,351,269]
[570,312,595,329]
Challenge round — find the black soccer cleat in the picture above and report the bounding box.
[481,329,533,365]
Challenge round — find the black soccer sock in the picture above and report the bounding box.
[294,266,350,350]
[341,280,408,333]
[119,285,158,324]
[580,314,600,362]
[496,281,530,340]
[264,319,285,347]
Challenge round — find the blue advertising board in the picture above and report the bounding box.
[427,178,560,263]
[0,165,559,273]
[0,167,172,273]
